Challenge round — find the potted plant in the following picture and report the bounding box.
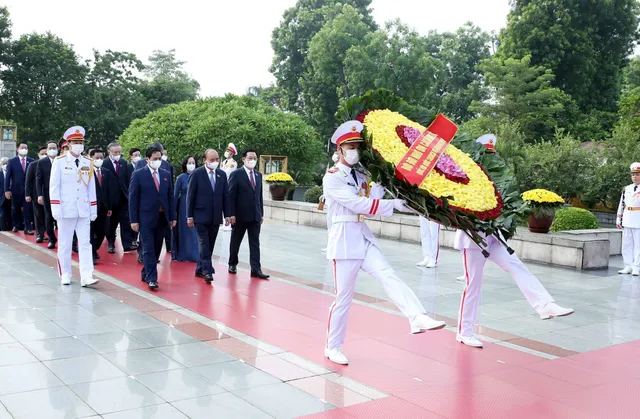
[265,172,296,201]
[522,189,565,233]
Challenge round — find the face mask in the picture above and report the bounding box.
[39,154,47,160]
[133,156,141,163]
[224,151,231,159]
[47,149,57,158]
[186,163,196,172]
[18,149,28,156]
[343,149,360,165]
[206,161,219,170]
[111,155,120,161]
[332,153,339,163]
[71,144,84,155]
[149,160,161,170]
[93,159,103,168]
[245,159,256,169]
[161,155,168,161]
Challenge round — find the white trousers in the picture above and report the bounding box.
[622,228,640,269]
[57,217,93,281]
[326,240,425,350]
[457,236,554,337]
[419,217,440,261]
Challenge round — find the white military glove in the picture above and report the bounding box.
[369,183,386,199]
[393,199,418,214]
[90,214,97,222]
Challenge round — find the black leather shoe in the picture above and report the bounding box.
[108,244,115,254]
[195,271,206,279]
[47,241,56,249]
[148,281,159,290]
[95,253,100,260]
[93,257,97,265]
[35,236,43,243]
[11,227,18,233]
[204,274,213,283]
[25,230,34,236]
[137,254,143,264]
[228,265,237,274]
[251,270,270,280]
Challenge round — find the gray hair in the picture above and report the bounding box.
[107,142,120,151]
[0,157,8,164]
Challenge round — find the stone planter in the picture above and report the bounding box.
[528,213,554,233]
[269,184,289,201]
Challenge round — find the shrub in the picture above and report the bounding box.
[304,185,323,203]
[551,207,599,232]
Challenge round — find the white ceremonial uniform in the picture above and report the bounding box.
[222,158,237,177]
[617,183,640,270]
[50,152,97,283]
[454,230,554,337]
[419,216,440,263]
[323,162,427,350]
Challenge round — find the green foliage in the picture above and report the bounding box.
[119,96,324,185]
[304,185,323,203]
[551,207,599,232]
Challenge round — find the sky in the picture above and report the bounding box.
[4,0,511,97]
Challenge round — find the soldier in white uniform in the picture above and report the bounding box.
[322,121,446,365]
[616,162,640,275]
[321,152,340,254]
[454,134,573,348]
[50,126,98,287]
[417,217,440,267]
[221,143,238,231]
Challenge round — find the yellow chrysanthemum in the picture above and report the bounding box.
[522,189,564,204]
[265,172,294,183]
[363,109,499,214]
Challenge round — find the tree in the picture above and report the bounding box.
[119,96,325,184]
[269,0,376,112]
[470,55,577,142]
[246,84,283,109]
[0,6,11,64]
[140,49,199,108]
[499,0,640,113]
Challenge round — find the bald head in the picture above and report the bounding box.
[203,149,219,162]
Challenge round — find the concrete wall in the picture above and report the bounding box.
[264,200,614,270]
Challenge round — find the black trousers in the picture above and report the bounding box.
[228,220,261,272]
[11,195,28,230]
[195,222,220,275]
[107,198,136,249]
[32,197,45,238]
[1,199,11,230]
[91,207,108,256]
[164,225,172,251]
[140,214,167,283]
[43,201,56,243]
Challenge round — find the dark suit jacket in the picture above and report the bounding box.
[229,167,263,223]
[0,170,4,212]
[4,156,33,197]
[186,167,230,225]
[129,167,176,227]
[36,158,54,203]
[94,169,113,213]
[102,158,129,204]
[24,159,39,200]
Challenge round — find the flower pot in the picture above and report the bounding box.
[528,213,554,233]
[269,184,288,201]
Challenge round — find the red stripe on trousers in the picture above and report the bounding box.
[458,249,470,335]
[326,259,338,349]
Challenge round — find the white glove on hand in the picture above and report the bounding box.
[90,214,97,222]
[393,199,418,214]
[369,183,386,199]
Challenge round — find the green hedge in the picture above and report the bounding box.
[551,207,599,232]
[304,185,323,203]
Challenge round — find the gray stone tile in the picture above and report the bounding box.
[54,317,121,336]
[136,368,225,402]
[0,308,48,325]
[0,386,96,419]
[556,322,640,345]
[18,294,74,308]
[0,295,30,311]
[0,342,38,366]
[7,285,56,297]
[70,377,163,415]
[0,362,64,395]
[3,321,70,341]
[234,382,334,419]
[103,313,166,331]
[172,392,273,419]
[44,354,126,384]
[102,404,190,419]
[22,336,96,361]
[0,327,16,345]
[191,360,281,391]
[37,305,97,321]
[0,403,11,419]
[78,331,151,354]
[67,292,119,305]
[81,301,139,316]
[156,342,234,367]
[103,348,184,375]
[128,326,197,347]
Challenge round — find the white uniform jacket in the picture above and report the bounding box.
[617,184,640,228]
[323,163,392,260]
[222,159,237,177]
[49,153,97,220]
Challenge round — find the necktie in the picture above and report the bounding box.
[114,160,118,175]
[21,158,25,172]
[152,170,159,192]
[97,169,102,187]
[249,170,256,189]
[75,159,79,168]
[351,169,358,185]
[635,185,638,192]
[209,170,216,191]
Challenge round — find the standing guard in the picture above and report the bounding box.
[617,162,640,275]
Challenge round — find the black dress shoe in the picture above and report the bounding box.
[25,230,34,236]
[93,257,97,265]
[195,271,206,279]
[95,253,100,260]
[11,227,18,232]
[108,244,115,254]
[137,254,143,264]
[148,281,159,290]
[228,265,237,274]
[47,241,56,249]
[35,236,43,243]
[251,271,270,280]
[204,274,214,283]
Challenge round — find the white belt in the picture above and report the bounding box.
[333,215,361,223]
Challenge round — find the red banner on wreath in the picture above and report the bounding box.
[396,114,458,186]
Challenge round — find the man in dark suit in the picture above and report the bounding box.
[186,149,230,283]
[37,140,63,248]
[161,148,175,252]
[129,146,176,290]
[4,143,34,233]
[228,150,269,279]
[25,146,48,242]
[103,142,137,253]
[89,149,113,264]
[127,148,141,182]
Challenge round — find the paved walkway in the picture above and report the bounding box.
[0,221,635,418]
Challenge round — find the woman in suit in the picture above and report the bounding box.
[171,156,199,262]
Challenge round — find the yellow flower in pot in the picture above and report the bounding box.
[522,189,565,233]
[265,172,297,201]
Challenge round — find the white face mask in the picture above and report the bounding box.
[93,159,103,168]
[47,149,58,158]
[149,160,161,170]
[245,159,257,169]
[111,155,120,161]
[133,156,141,163]
[161,155,168,161]
[206,161,219,170]
[343,149,360,165]
[71,144,84,156]
[39,154,47,160]
[186,163,196,172]
[332,153,339,163]
[18,149,28,156]
[224,151,231,159]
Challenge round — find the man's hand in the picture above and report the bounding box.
[37,196,44,205]
[617,223,622,229]
[393,199,418,214]
[107,210,112,217]
[170,220,177,228]
[224,217,230,226]
[230,216,236,225]
[25,196,31,203]
[90,214,97,222]
[187,218,194,228]
[131,223,139,232]
[4,191,11,200]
